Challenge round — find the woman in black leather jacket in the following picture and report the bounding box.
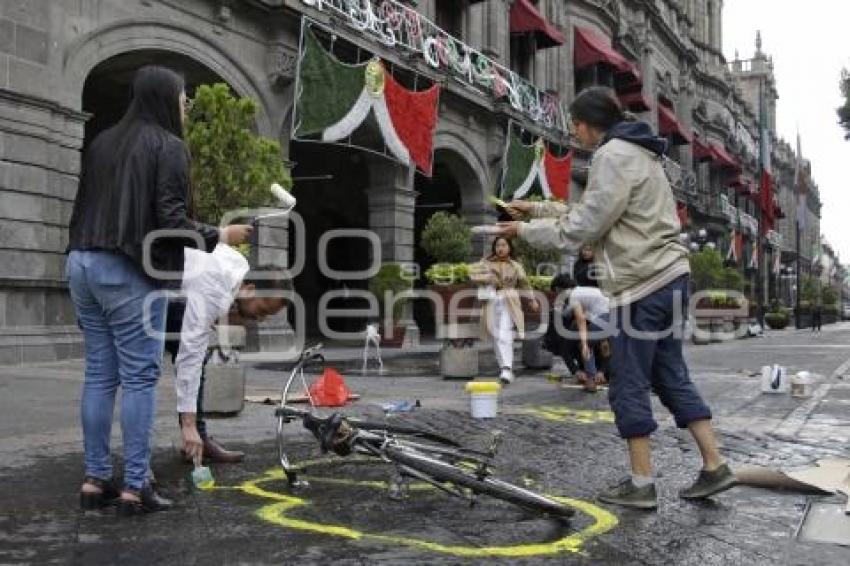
[67,66,251,515]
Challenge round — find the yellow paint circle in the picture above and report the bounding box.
[207,463,618,558]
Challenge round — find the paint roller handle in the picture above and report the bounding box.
[504,199,533,219]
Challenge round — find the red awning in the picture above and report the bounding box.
[710,143,741,171]
[692,137,714,162]
[574,26,640,82]
[510,0,565,49]
[730,175,746,190]
[658,104,692,145]
[619,90,651,112]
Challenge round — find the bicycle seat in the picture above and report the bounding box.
[302,412,352,455]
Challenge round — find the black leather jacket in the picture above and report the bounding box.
[68,122,219,286]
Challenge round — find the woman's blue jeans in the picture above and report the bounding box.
[67,251,166,490]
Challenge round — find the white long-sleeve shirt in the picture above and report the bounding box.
[174,244,250,413]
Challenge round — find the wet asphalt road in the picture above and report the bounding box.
[2,325,850,564]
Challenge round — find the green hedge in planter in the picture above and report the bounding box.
[764,312,789,330]
[421,212,472,264]
[424,263,472,285]
[527,275,554,292]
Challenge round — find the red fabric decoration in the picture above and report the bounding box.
[676,201,689,227]
[760,171,775,232]
[309,368,352,407]
[384,71,440,176]
[543,149,572,201]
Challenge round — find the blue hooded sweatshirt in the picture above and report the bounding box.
[600,120,668,157]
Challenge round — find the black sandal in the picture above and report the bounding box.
[80,476,119,510]
[116,483,173,517]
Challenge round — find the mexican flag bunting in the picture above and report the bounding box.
[295,27,440,175]
[501,131,571,201]
[749,240,758,270]
[726,230,742,264]
[725,230,736,263]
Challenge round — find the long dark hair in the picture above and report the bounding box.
[569,86,624,132]
[123,65,185,138]
[93,65,185,167]
[489,236,514,260]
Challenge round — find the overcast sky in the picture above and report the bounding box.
[722,1,850,262]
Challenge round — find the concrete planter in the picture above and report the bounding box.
[437,322,478,379]
[692,318,712,345]
[522,335,553,370]
[203,364,246,415]
[439,344,478,379]
[427,284,479,323]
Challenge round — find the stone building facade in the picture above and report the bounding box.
[0,0,824,364]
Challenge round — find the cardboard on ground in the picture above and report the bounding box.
[786,459,850,494]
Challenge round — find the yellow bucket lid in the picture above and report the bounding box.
[465,381,502,394]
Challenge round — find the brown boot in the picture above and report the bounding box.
[203,437,244,464]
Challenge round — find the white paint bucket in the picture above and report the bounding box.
[465,381,501,419]
[791,371,815,398]
[761,364,789,394]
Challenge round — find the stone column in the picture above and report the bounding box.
[484,0,510,63]
[366,160,417,264]
[467,0,485,50]
[247,215,296,353]
[366,159,419,344]
[678,72,695,173]
[639,24,658,131]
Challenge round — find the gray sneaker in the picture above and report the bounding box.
[679,463,736,499]
[597,478,658,509]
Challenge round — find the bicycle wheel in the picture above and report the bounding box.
[385,446,574,518]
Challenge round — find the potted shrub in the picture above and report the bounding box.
[689,249,747,343]
[420,213,479,377]
[186,83,292,355]
[369,264,413,348]
[421,213,476,323]
[764,300,789,330]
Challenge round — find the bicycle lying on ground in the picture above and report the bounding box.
[274,343,574,519]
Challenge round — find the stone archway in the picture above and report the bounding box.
[80,49,235,147]
[430,130,490,221]
[412,136,490,334]
[62,19,274,135]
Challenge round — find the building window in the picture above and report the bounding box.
[510,35,534,79]
[574,64,614,93]
[435,0,463,38]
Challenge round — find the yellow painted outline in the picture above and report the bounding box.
[519,405,615,425]
[204,459,618,558]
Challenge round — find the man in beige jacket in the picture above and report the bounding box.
[496,87,734,509]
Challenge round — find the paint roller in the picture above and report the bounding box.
[253,183,296,223]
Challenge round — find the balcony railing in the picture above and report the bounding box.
[298,0,565,133]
